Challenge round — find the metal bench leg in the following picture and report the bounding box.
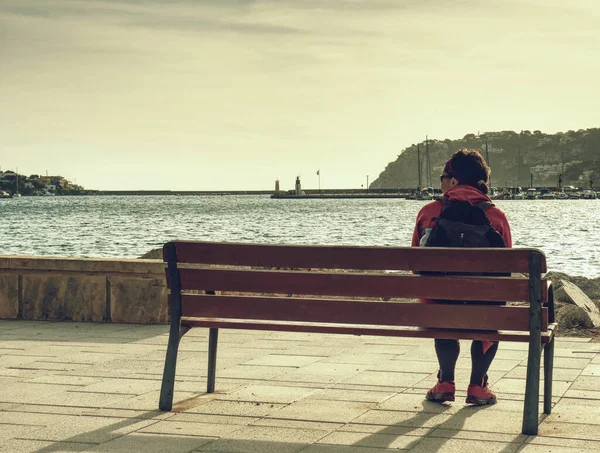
[207,328,219,393]
[522,349,541,435]
[159,323,182,411]
[522,252,542,436]
[543,338,554,415]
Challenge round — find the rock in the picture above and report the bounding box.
[139,248,163,260]
[560,280,600,327]
[557,305,595,330]
[546,271,600,300]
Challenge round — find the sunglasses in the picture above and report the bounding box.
[440,175,452,182]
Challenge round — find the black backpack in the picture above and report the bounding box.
[425,199,506,248]
[423,198,507,304]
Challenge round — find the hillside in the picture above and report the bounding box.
[371,129,600,189]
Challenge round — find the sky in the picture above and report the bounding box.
[1,0,599,191]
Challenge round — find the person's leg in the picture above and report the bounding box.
[466,340,499,405]
[436,338,460,382]
[426,339,459,402]
[470,340,498,384]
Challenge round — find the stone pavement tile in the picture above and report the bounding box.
[367,360,443,374]
[581,364,600,376]
[86,432,215,453]
[558,337,593,343]
[489,349,528,361]
[295,444,398,452]
[217,364,286,380]
[272,369,363,385]
[171,412,259,426]
[17,414,159,443]
[524,434,600,450]
[562,388,600,399]
[538,421,600,441]
[553,356,592,369]
[320,353,400,365]
[138,419,242,438]
[315,430,425,450]
[278,345,354,357]
[554,349,597,359]
[0,439,95,453]
[242,355,325,368]
[518,444,586,453]
[338,423,432,437]
[251,418,344,432]
[378,394,465,415]
[351,409,451,429]
[195,426,330,453]
[569,374,600,390]
[238,339,314,352]
[342,371,430,388]
[503,365,581,381]
[0,383,72,404]
[493,342,528,351]
[0,424,45,443]
[10,360,95,372]
[76,378,161,395]
[24,374,104,386]
[218,384,318,404]
[297,362,369,377]
[269,399,373,423]
[184,400,287,417]
[428,428,526,443]
[7,404,107,417]
[176,377,244,394]
[38,391,140,408]
[392,345,438,361]
[0,354,53,368]
[432,407,526,434]
[310,388,395,404]
[405,437,520,452]
[488,359,532,372]
[356,344,420,356]
[547,397,600,424]
[105,390,203,412]
[491,378,571,397]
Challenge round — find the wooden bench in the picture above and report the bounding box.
[158,241,556,435]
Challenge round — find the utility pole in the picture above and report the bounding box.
[485,141,491,187]
[530,170,533,188]
[366,175,369,194]
[425,135,431,187]
[516,142,520,187]
[417,144,422,190]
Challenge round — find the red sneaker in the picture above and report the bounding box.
[466,376,497,405]
[426,380,456,402]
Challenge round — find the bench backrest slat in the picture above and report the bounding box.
[167,241,547,274]
[181,294,549,331]
[178,268,548,303]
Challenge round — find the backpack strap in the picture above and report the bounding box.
[474,201,494,211]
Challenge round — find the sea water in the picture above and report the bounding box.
[0,195,598,277]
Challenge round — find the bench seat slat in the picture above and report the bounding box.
[181,294,549,331]
[178,268,548,302]
[180,317,556,343]
[169,241,546,273]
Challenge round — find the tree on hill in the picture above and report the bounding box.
[370,128,600,189]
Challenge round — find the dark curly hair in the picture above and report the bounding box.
[442,148,491,194]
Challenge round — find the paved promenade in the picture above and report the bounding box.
[0,320,599,453]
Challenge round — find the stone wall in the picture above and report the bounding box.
[0,256,167,324]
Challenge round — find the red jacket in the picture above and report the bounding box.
[411,185,512,248]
